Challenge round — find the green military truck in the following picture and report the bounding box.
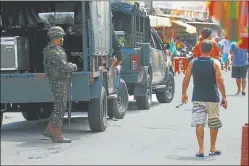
[0,1,129,130]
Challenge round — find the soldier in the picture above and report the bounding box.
[42,26,77,143]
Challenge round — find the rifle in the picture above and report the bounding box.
[68,76,73,128]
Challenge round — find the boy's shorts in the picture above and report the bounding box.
[222,53,229,63]
[191,102,222,129]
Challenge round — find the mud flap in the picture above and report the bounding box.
[136,66,149,85]
[134,84,147,96]
[134,66,149,96]
[164,66,169,83]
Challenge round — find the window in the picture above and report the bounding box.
[151,33,163,50]
[150,34,156,48]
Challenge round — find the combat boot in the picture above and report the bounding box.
[42,121,54,138]
[51,127,72,143]
[42,122,72,143]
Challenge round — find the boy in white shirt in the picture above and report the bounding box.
[219,36,231,71]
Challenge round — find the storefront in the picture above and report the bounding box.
[152,17,197,50]
[152,1,208,22]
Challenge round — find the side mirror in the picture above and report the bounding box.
[164,43,170,50]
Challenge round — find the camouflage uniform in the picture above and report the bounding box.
[42,26,77,143]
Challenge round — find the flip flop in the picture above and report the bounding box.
[209,150,222,156]
[235,92,241,95]
[196,153,204,157]
[242,91,246,96]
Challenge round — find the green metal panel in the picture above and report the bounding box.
[1,75,90,103]
[140,43,150,66]
[90,71,103,99]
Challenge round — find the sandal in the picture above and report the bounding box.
[242,91,246,96]
[209,150,222,156]
[196,153,204,157]
[235,91,241,95]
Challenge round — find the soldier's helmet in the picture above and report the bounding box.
[47,26,65,40]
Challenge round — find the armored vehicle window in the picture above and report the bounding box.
[150,34,156,48]
[151,33,163,50]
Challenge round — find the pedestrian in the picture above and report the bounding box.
[175,37,186,49]
[193,28,221,60]
[181,40,227,157]
[230,42,248,96]
[219,36,231,71]
[169,37,177,57]
[42,26,77,143]
[213,36,224,70]
[214,36,220,44]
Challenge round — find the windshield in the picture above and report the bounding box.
[38,12,74,27]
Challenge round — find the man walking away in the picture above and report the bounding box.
[42,26,77,143]
[193,28,221,60]
[230,42,248,96]
[219,36,231,71]
[181,40,227,157]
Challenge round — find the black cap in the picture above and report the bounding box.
[200,40,213,54]
[201,28,212,39]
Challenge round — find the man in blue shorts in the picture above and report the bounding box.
[181,40,227,157]
[230,42,248,96]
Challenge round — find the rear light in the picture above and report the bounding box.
[132,54,140,71]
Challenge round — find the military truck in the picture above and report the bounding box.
[0,1,130,131]
[112,2,175,110]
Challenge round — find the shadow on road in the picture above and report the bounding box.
[0,117,103,145]
[127,101,161,114]
[1,100,162,146]
[166,155,216,162]
[227,94,245,97]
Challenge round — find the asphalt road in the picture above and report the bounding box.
[1,71,248,165]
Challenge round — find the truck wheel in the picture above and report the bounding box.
[135,75,152,110]
[156,72,175,103]
[0,113,3,129]
[88,86,108,132]
[21,106,52,121]
[108,79,128,119]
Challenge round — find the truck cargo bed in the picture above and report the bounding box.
[1,72,91,104]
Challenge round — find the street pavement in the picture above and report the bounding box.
[1,71,248,165]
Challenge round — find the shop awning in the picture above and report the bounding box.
[171,20,197,34]
[149,15,172,27]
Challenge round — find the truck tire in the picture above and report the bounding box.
[135,75,152,110]
[156,72,175,103]
[108,79,128,119]
[21,105,52,121]
[0,113,3,129]
[88,86,108,132]
[22,108,52,121]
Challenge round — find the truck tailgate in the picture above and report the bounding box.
[120,48,132,73]
[120,48,142,74]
